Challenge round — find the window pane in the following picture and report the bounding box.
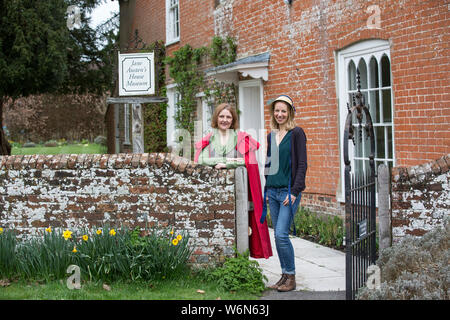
[369,90,380,123]
[375,126,385,159]
[387,126,393,159]
[175,6,179,37]
[354,125,362,157]
[375,160,384,175]
[348,60,356,91]
[382,89,392,122]
[363,127,371,158]
[355,159,364,177]
[369,57,379,88]
[381,55,391,87]
[357,58,368,89]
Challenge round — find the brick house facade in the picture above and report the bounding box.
[121,0,449,216]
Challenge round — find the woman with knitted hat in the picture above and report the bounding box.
[262,95,308,292]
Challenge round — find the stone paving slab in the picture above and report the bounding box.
[251,228,346,293]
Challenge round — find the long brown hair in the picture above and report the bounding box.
[211,103,239,130]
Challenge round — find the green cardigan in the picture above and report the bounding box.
[197,130,245,168]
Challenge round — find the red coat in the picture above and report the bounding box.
[194,131,273,259]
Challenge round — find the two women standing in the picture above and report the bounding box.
[195,95,307,292]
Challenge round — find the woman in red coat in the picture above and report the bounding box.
[194,103,272,259]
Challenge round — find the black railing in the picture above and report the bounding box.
[343,69,377,300]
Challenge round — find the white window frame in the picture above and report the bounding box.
[336,39,395,203]
[166,0,180,46]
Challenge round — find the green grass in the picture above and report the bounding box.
[11,143,106,155]
[0,276,261,300]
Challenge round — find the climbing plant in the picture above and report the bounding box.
[143,40,168,153]
[210,35,237,67]
[165,36,238,140]
[165,44,207,137]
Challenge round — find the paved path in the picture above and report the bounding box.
[251,228,346,300]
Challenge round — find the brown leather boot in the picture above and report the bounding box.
[268,274,287,290]
[277,274,296,292]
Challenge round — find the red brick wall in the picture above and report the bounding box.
[0,153,236,265]
[130,0,450,214]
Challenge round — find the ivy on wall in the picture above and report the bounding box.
[165,36,238,139]
[143,40,168,153]
[165,44,207,136]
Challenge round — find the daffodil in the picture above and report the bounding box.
[170,229,174,235]
[82,235,89,241]
[45,227,52,233]
[96,229,102,235]
[63,230,73,240]
[0,227,3,234]
[109,229,116,236]
[176,234,182,241]
[172,239,179,246]
[72,246,77,253]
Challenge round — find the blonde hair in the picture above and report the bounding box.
[270,101,296,131]
[211,103,239,130]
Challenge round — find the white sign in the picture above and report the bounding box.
[118,52,155,96]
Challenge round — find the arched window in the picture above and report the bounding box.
[337,40,394,202]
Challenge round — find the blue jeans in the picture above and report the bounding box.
[267,187,302,275]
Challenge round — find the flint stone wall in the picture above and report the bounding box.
[391,154,450,242]
[0,153,237,266]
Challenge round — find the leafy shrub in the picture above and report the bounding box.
[357,220,449,300]
[202,250,267,294]
[0,225,193,283]
[0,228,17,278]
[44,140,58,147]
[15,229,74,281]
[125,227,193,281]
[94,135,107,146]
[22,142,36,148]
[3,93,106,143]
[294,207,344,249]
[267,206,345,250]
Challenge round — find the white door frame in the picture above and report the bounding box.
[238,79,266,187]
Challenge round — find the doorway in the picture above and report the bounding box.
[238,79,265,187]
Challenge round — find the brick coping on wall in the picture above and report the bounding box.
[391,154,450,185]
[0,153,233,183]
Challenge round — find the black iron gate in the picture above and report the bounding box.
[344,70,377,300]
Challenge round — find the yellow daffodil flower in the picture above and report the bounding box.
[0,227,3,234]
[109,229,116,236]
[176,235,182,241]
[63,230,73,240]
[82,235,89,241]
[72,246,77,253]
[172,239,179,246]
[45,227,52,233]
[96,229,102,235]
